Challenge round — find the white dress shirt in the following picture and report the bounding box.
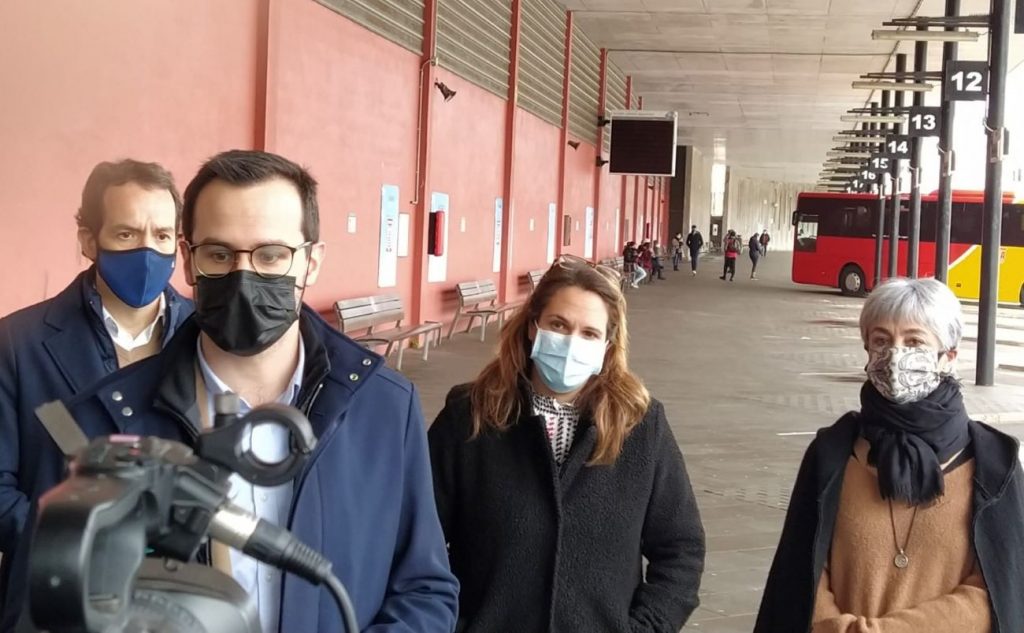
[102,292,166,351]
[196,337,305,633]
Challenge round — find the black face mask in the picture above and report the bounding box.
[194,271,300,356]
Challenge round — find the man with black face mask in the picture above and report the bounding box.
[0,159,193,631]
[57,150,459,633]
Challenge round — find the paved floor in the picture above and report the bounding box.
[400,251,1024,633]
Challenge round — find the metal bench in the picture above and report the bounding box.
[448,279,523,342]
[527,269,546,293]
[335,294,442,371]
[599,257,629,291]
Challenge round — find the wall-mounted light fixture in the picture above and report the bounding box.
[597,116,610,127]
[872,29,979,42]
[433,80,456,102]
[596,157,609,167]
[567,140,581,150]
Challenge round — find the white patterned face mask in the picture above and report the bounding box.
[866,346,950,404]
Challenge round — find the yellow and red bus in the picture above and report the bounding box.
[791,191,1024,304]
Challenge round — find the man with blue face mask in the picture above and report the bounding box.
[0,159,193,630]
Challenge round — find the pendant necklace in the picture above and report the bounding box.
[888,500,919,569]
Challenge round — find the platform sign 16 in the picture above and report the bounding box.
[944,61,989,101]
[908,107,941,137]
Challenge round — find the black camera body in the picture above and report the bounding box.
[25,399,322,633]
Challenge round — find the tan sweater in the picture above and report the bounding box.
[812,438,991,633]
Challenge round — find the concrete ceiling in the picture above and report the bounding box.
[559,0,1019,184]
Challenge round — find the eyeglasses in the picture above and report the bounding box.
[553,254,622,285]
[187,241,313,279]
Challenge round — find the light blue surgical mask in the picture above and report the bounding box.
[530,328,606,394]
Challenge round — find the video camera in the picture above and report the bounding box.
[24,396,359,633]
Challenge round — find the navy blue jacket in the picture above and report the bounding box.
[0,268,192,630]
[57,310,458,633]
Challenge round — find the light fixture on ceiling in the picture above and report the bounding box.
[832,136,886,144]
[433,80,456,102]
[596,157,609,167]
[827,150,872,158]
[840,114,906,124]
[872,29,980,42]
[852,80,934,92]
[567,140,581,150]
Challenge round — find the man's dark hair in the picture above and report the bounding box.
[77,159,182,234]
[182,150,319,242]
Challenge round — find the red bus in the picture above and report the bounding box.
[791,191,1024,304]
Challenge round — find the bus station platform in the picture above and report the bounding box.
[402,252,1024,633]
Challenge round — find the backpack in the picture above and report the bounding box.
[726,237,740,254]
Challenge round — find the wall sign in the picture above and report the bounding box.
[584,207,595,258]
[547,203,557,263]
[907,106,941,137]
[377,185,400,288]
[492,198,503,273]
[944,61,989,101]
[397,213,410,257]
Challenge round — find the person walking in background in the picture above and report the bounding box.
[720,229,740,282]
[686,225,704,276]
[760,230,771,258]
[748,232,764,280]
[622,240,642,288]
[429,255,706,633]
[755,278,1024,633]
[672,232,684,271]
[652,239,666,280]
[638,242,654,284]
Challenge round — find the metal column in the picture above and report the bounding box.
[976,0,1011,386]
[907,38,927,278]
[935,0,961,283]
[888,55,907,280]
[874,99,887,287]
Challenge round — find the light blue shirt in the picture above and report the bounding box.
[196,337,305,633]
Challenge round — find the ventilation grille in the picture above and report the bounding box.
[315,0,425,55]
[519,0,566,126]
[437,0,512,98]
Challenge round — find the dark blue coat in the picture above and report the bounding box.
[56,310,459,633]
[0,268,192,630]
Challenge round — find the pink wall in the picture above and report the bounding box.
[510,110,561,300]
[0,0,258,314]
[272,0,420,316]
[421,68,507,322]
[0,3,645,326]
[562,142,597,258]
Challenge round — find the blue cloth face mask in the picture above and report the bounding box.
[530,328,607,394]
[97,247,175,308]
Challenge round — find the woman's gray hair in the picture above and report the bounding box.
[859,278,963,351]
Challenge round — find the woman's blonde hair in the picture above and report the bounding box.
[469,258,650,465]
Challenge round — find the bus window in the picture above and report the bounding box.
[1001,204,1024,247]
[795,214,819,252]
[951,203,982,244]
[842,206,873,238]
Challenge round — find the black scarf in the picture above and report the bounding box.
[859,377,971,505]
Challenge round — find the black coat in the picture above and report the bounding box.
[428,386,706,633]
[754,413,1024,633]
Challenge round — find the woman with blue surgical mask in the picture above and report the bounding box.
[428,255,706,633]
[756,278,1024,633]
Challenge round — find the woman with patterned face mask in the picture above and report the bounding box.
[428,255,706,633]
[755,278,1024,633]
